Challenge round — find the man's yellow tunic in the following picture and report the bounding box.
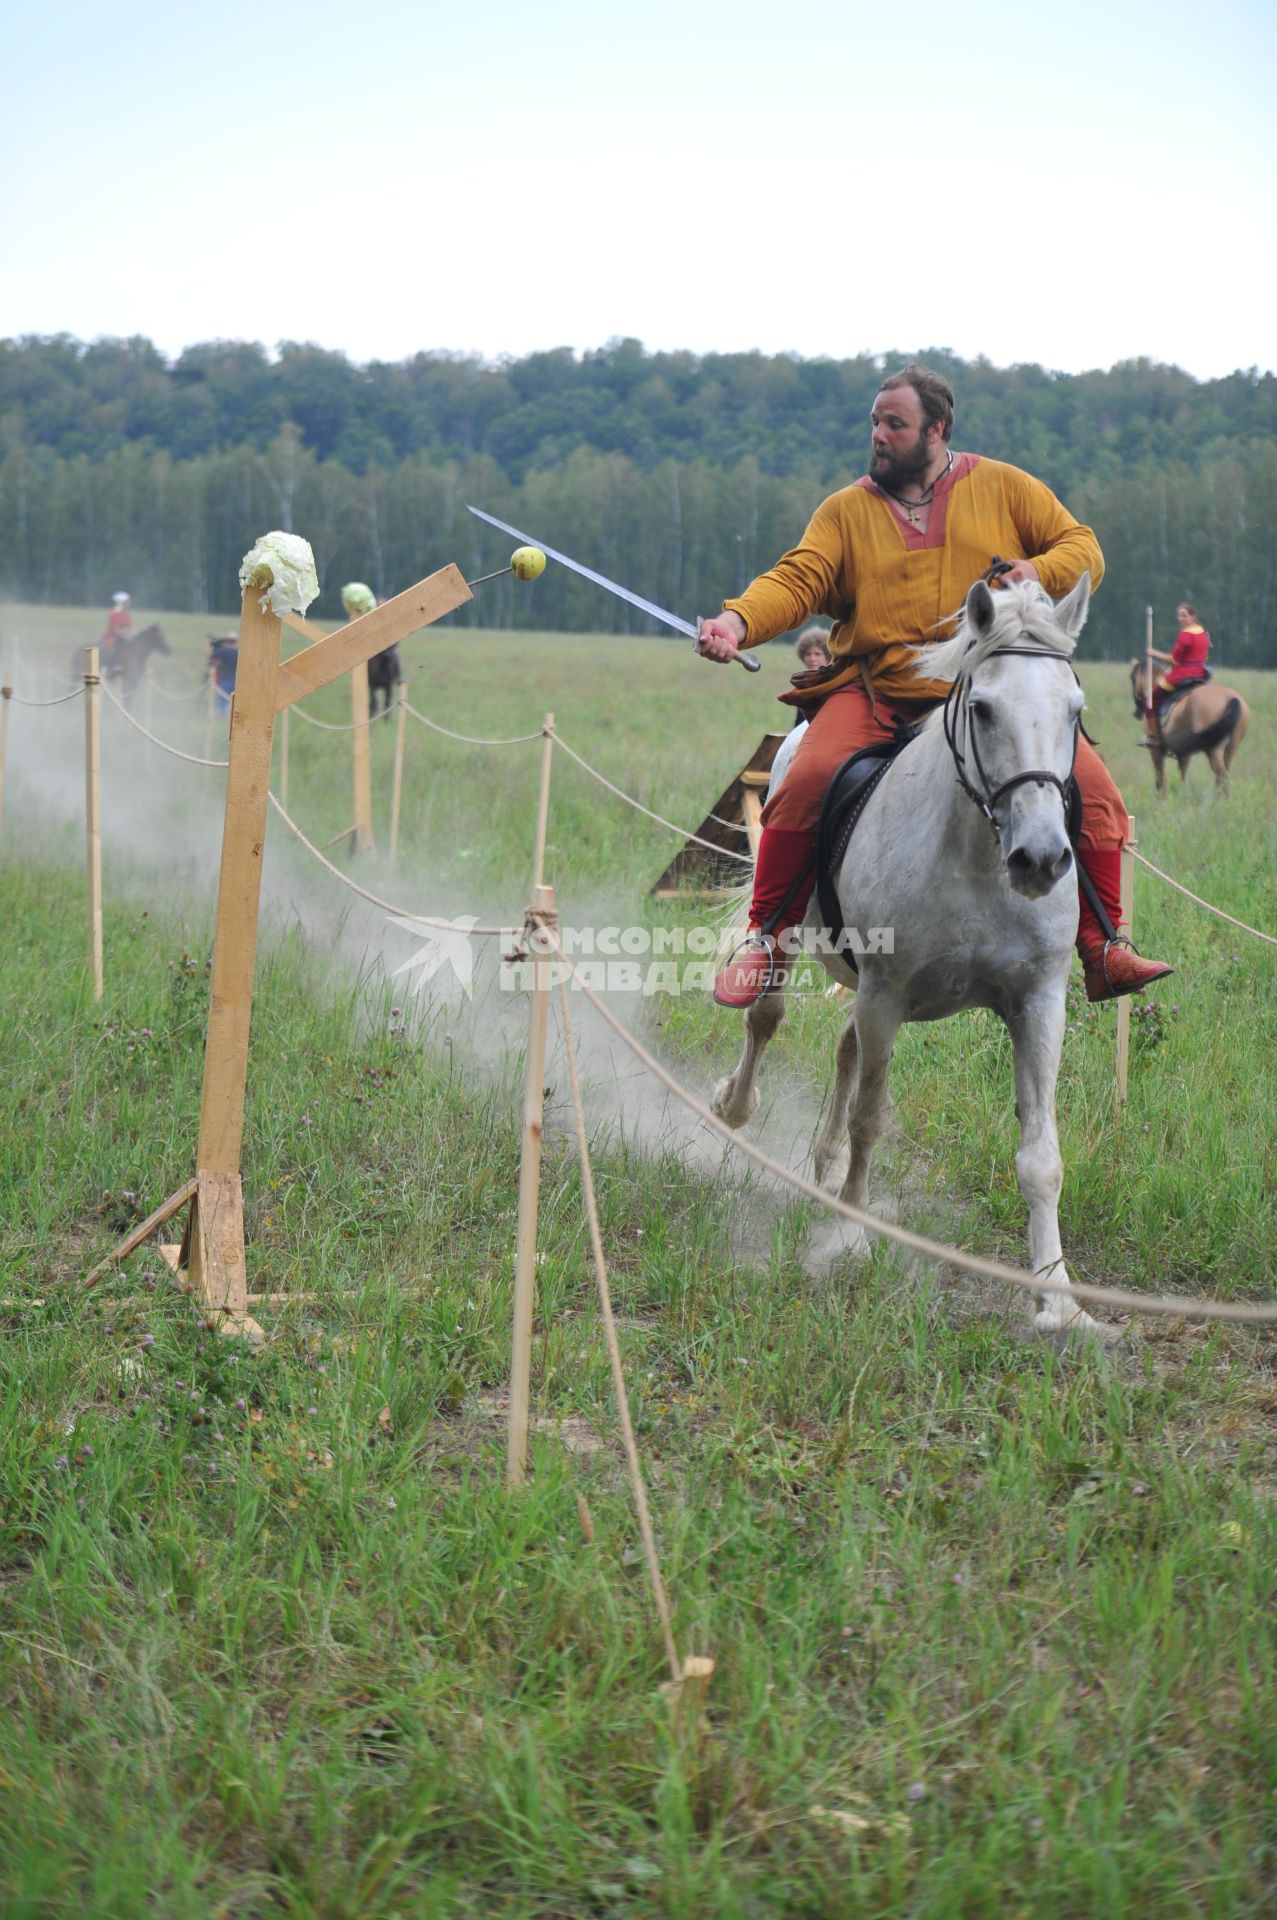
[723,453,1103,703]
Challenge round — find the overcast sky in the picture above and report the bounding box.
[4,0,1274,381]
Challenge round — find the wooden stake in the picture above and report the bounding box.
[389,681,407,864]
[507,883,555,1487]
[0,676,11,860]
[280,702,290,811]
[350,660,375,855]
[186,586,283,1342]
[83,1177,199,1286]
[1115,813,1135,1106]
[532,713,554,891]
[84,646,104,1002]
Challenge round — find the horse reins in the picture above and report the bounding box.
[941,644,1082,834]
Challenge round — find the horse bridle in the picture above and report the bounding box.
[941,643,1082,834]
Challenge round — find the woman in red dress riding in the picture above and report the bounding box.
[1150,602,1211,693]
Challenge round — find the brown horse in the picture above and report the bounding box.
[1130,660,1249,797]
[68,625,172,700]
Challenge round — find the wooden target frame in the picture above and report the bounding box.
[86,560,472,1338]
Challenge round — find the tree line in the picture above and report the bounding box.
[0,335,1273,661]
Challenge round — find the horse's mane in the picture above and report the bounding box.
[916,582,1079,689]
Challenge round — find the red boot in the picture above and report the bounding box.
[713,933,785,1008]
[1076,847,1174,1002]
[712,827,814,1009]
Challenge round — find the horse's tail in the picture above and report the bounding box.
[1179,697,1242,757]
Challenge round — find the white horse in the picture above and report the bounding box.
[714,575,1101,1337]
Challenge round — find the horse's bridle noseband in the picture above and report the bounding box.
[942,643,1082,833]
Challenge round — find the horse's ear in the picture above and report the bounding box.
[965,579,997,642]
[1053,572,1091,641]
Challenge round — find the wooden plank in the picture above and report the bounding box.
[389,684,407,863]
[282,612,328,647]
[532,713,554,891]
[187,1169,264,1342]
[741,786,764,861]
[350,660,375,855]
[83,1177,199,1286]
[195,588,282,1175]
[275,565,472,710]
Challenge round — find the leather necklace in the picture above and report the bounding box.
[878,449,954,523]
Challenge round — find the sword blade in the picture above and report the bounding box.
[467,504,697,636]
[466,504,761,670]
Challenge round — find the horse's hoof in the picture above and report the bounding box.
[804,1216,871,1275]
[1033,1304,1112,1349]
[711,1076,758,1129]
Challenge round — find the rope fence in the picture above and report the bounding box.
[10,685,86,709]
[12,644,1277,1334]
[552,732,754,864]
[100,679,229,768]
[291,699,398,733]
[538,926,1277,1328]
[149,678,207,702]
[403,701,544,748]
[1134,850,1277,948]
[266,789,516,936]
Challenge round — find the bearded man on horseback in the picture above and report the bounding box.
[696,363,1173,1008]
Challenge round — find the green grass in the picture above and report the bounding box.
[1,603,1276,1915]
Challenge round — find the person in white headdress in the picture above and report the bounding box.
[103,591,136,656]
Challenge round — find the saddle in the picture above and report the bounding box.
[1154,671,1211,724]
[813,735,913,971]
[813,734,1083,974]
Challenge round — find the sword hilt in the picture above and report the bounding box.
[693,619,762,673]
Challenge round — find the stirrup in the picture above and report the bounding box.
[712,931,785,1009]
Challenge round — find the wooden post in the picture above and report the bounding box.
[1116,813,1135,1105]
[1145,605,1155,714]
[0,677,11,860]
[186,588,283,1341]
[83,647,104,1002]
[350,660,375,855]
[507,881,555,1487]
[532,712,554,890]
[388,682,408,864]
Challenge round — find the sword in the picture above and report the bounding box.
[466,504,762,672]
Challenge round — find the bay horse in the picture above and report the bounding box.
[1129,660,1248,797]
[713,576,1101,1338]
[69,624,171,700]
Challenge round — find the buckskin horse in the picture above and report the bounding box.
[1130,660,1248,797]
[69,624,172,700]
[713,576,1103,1338]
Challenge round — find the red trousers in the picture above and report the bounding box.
[763,684,1126,846]
[753,684,1130,950]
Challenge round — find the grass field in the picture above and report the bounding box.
[1,600,1275,1917]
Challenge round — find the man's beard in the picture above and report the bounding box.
[869,428,933,493]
